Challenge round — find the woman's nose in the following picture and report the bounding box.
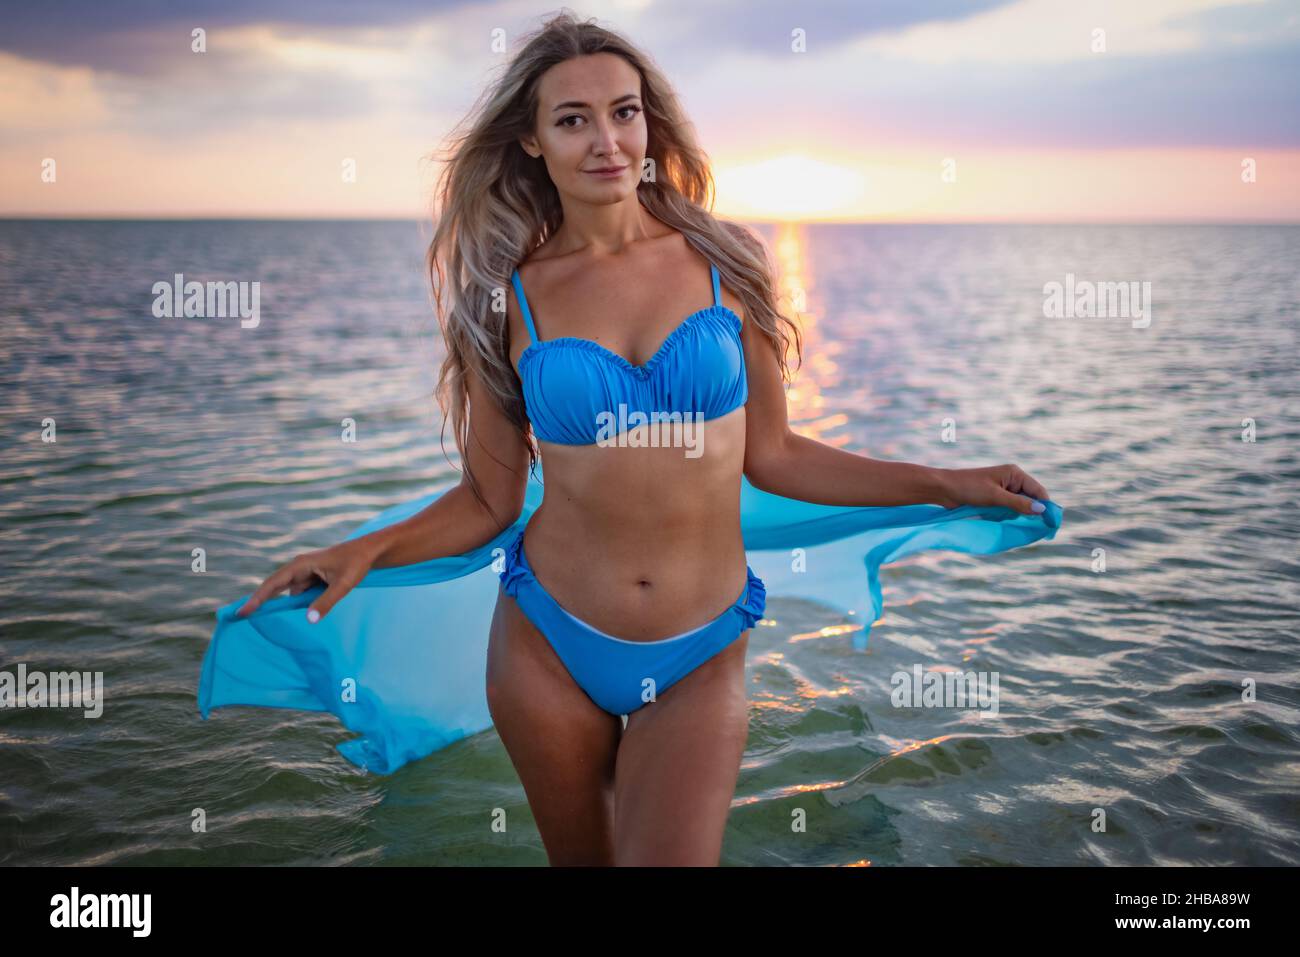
[592,121,618,153]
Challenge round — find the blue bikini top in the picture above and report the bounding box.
[510,261,747,445]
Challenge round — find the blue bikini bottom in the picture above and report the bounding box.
[197,466,1062,775]
[497,521,767,717]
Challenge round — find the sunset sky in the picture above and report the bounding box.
[3,0,1298,222]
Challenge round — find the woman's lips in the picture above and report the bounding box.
[584,166,627,179]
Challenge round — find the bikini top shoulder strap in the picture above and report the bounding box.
[710,262,721,308]
[510,269,540,345]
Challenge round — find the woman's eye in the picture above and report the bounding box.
[558,106,641,128]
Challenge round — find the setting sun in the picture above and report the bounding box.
[715,154,868,221]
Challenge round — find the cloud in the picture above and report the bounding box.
[849,0,1287,64]
[3,0,1297,217]
[3,0,1022,73]
[640,0,1017,54]
[0,53,116,131]
[687,0,1300,150]
[0,18,473,141]
[0,0,470,72]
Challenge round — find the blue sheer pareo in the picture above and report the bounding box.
[197,467,1063,775]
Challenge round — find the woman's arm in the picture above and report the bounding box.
[739,311,1049,514]
[362,361,530,569]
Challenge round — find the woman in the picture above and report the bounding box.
[213,13,1053,866]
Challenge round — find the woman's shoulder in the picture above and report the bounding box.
[515,234,568,275]
[514,237,596,298]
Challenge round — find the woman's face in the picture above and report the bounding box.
[521,53,647,203]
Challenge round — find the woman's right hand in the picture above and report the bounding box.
[236,537,380,622]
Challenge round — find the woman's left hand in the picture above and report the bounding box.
[933,463,1050,515]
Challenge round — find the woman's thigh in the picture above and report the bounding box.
[485,587,623,865]
[613,632,751,866]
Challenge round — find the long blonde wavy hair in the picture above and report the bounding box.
[425,9,803,524]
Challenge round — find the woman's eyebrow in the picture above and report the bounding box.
[551,93,641,112]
